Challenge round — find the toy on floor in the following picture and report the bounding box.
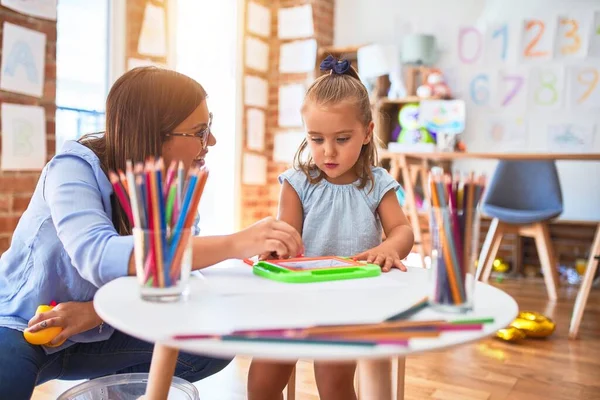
[23,302,65,347]
[495,311,556,342]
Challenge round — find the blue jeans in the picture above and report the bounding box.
[0,327,231,400]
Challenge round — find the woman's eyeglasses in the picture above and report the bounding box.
[165,112,213,148]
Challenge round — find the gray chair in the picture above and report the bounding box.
[476,160,563,300]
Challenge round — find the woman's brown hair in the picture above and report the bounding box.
[294,56,378,191]
[79,67,207,234]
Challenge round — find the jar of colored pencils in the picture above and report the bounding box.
[428,169,485,313]
[133,227,193,302]
[109,158,209,302]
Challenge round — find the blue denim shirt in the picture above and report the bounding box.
[0,141,135,354]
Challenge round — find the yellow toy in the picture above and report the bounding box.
[23,303,65,347]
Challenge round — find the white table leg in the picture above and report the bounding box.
[145,344,179,400]
[357,359,393,400]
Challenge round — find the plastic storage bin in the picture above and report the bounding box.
[57,373,199,400]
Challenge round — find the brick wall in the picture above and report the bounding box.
[126,0,169,65]
[0,7,56,253]
[240,0,335,228]
[0,0,166,254]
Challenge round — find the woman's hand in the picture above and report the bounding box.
[352,243,408,272]
[26,301,103,346]
[233,217,303,260]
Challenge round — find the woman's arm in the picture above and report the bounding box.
[256,181,304,261]
[45,155,135,287]
[126,216,304,275]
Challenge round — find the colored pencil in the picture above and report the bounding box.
[163,160,177,197]
[385,296,430,321]
[109,171,134,225]
[110,158,210,288]
[125,161,142,231]
[429,170,486,307]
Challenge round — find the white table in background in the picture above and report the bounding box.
[94,260,518,399]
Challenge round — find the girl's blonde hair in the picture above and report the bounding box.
[294,57,378,190]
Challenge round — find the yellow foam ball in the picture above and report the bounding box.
[23,305,64,346]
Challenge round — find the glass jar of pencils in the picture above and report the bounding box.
[133,227,193,302]
[428,169,484,313]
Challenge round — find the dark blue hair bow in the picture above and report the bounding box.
[320,55,350,75]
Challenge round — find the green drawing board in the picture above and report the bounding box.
[252,256,381,283]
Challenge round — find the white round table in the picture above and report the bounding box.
[94,260,518,399]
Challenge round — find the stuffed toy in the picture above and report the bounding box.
[416,70,452,99]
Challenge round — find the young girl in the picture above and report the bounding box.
[247,56,414,400]
[0,66,302,398]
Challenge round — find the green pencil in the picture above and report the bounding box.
[451,317,495,325]
[165,184,177,226]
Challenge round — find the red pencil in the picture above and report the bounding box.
[109,171,134,224]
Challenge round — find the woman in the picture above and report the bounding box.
[0,67,302,398]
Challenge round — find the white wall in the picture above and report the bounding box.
[335,0,600,221]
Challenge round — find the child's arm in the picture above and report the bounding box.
[277,181,304,234]
[353,190,414,272]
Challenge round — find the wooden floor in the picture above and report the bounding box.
[32,277,600,400]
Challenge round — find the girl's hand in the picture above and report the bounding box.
[26,301,103,346]
[234,217,303,260]
[352,243,408,272]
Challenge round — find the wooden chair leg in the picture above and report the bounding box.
[398,155,425,267]
[395,357,406,400]
[477,218,503,282]
[355,364,360,400]
[285,365,296,400]
[569,223,600,339]
[533,222,560,301]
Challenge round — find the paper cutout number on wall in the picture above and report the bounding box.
[500,74,524,107]
[522,19,551,59]
[534,70,559,106]
[458,27,483,64]
[569,66,600,109]
[469,74,490,106]
[493,24,508,60]
[577,69,599,103]
[559,18,582,56]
